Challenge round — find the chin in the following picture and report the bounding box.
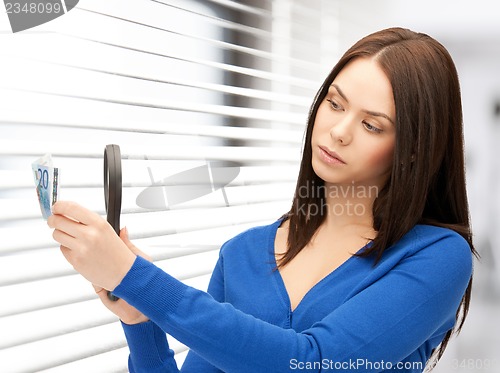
[311,159,342,184]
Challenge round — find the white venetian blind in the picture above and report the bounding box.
[0,0,339,371]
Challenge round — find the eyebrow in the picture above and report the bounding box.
[330,83,395,125]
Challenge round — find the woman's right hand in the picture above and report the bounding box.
[93,227,151,325]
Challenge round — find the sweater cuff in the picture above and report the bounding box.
[113,256,187,323]
[121,320,178,371]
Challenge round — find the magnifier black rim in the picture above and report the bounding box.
[104,144,122,235]
[104,144,122,301]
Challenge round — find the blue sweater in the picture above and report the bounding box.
[113,219,473,372]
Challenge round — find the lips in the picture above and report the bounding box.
[319,146,346,164]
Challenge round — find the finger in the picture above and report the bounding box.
[52,201,102,226]
[59,245,74,265]
[119,227,152,261]
[132,246,152,262]
[53,229,79,251]
[119,227,133,248]
[92,284,105,293]
[93,283,125,311]
[92,284,111,304]
[93,284,114,305]
[48,213,84,239]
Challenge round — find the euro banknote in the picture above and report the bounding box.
[32,154,59,219]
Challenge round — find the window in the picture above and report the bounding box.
[0,0,339,371]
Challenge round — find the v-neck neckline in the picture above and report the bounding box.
[267,219,369,315]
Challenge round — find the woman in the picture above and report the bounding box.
[48,27,477,372]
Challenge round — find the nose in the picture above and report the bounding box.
[329,115,353,145]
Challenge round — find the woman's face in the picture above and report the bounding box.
[311,57,396,191]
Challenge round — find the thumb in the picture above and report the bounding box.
[92,283,108,296]
[119,227,152,262]
[119,227,134,248]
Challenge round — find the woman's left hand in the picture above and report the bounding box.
[47,201,136,291]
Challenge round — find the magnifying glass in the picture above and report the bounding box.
[104,144,122,301]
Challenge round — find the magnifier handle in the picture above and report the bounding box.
[104,144,122,302]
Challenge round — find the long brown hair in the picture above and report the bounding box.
[282,27,478,366]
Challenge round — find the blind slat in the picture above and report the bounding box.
[0,254,218,318]
[0,87,306,125]
[0,165,299,191]
[76,7,322,72]
[0,201,289,254]
[0,323,126,372]
[0,244,222,287]
[0,140,301,162]
[45,34,319,89]
[0,115,305,142]
[204,0,272,17]
[0,35,319,91]
[154,0,316,50]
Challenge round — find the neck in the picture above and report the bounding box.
[321,182,379,234]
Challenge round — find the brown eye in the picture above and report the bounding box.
[363,121,383,133]
[326,98,342,111]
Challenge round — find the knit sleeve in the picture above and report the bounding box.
[178,253,225,372]
[121,255,225,372]
[114,231,472,373]
[121,320,178,372]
